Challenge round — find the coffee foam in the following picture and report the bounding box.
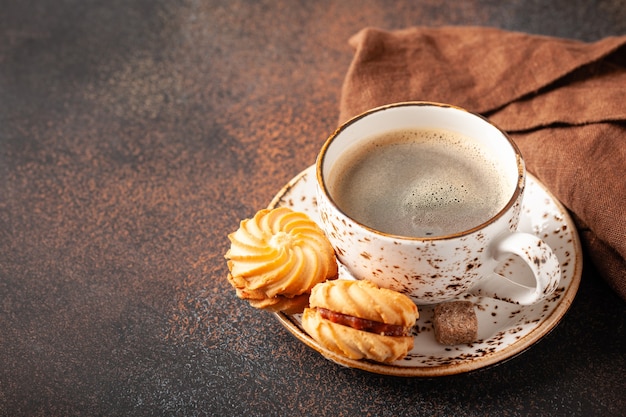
[328,128,512,237]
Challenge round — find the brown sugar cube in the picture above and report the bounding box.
[433,301,478,345]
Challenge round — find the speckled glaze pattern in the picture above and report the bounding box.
[269,165,582,377]
[315,102,561,305]
[317,182,554,305]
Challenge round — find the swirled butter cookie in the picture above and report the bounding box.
[225,207,338,314]
[302,279,418,363]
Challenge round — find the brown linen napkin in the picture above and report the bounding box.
[338,26,626,301]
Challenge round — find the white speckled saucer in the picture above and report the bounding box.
[269,165,582,377]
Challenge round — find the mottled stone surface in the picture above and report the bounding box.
[1,1,625,416]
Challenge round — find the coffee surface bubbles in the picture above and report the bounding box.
[328,129,512,237]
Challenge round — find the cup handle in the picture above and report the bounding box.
[468,232,561,305]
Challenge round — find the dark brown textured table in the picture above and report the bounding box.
[1,1,625,416]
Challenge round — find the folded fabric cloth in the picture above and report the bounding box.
[338,26,626,301]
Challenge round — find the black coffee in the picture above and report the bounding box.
[328,128,513,237]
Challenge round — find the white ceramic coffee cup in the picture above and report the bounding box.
[316,102,560,305]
